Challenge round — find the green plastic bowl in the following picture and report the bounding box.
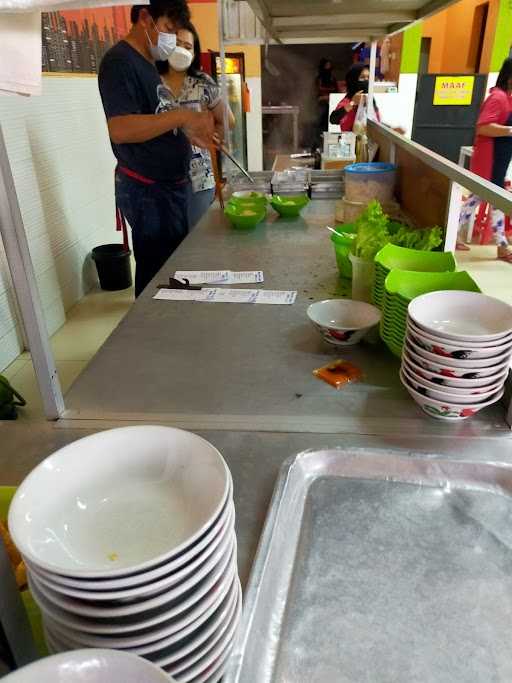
[271,194,310,217]
[229,192,268,211]
[224,203,266,229]
[330,224,358,279]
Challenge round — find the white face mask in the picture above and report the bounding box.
[169,46,193,72]
[146,19,176,61]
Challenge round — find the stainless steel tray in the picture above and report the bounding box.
[225,449,512,682]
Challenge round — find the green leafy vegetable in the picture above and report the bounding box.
[351,201,443,260]
[351,200,389,260]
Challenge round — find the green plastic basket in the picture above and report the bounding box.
[330,224,358,279]
[385,269,480,301]
[372,245,456,310]
[375,244,457,272]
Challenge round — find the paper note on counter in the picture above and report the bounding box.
[253,290,297,304]
[203,289,297,305]
[174,270,264,284]
[154,288,297,304]
[153,289,209,301]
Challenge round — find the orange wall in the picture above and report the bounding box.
[422,0,499,73]
[190,1,261,77]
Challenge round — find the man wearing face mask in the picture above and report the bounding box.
[98,1,215,297]
[155,21,235,227]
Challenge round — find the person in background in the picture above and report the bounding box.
[457,58,512,262]
[156,21,235,228]
[329,64,380,131]
[98,1,214,297]
[315,58,338,146]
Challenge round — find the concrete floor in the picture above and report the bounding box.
[456,245,512,306]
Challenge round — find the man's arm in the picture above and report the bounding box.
[108,109,195,144]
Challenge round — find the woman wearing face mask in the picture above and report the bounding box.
[156,22,235,228]
[329,64,380,131]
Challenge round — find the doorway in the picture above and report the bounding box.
[419,38,431,75]
[467,2,488,72]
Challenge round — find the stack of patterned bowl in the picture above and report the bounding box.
[9,426,240,683]
[400,291,512,421]
[380,270,480,357]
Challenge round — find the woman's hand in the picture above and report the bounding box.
[352,91,365,106]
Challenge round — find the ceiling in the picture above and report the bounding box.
[240,0,458,43]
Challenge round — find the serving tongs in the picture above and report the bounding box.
[219,144,255,184]
[157,277,202,291]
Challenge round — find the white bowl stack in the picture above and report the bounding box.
[8,426,240,683]
[400,291,512,421]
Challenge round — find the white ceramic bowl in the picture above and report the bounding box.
[30,495,234,592]
[43,580,241,669]
[153,580,241,668]
[2,650,173,683]
[401,365,504,404]
[42,573,238,656]
[407,317,512,350]
[307,299,381,346]
[401,358,507,396]
[165,592,240,683]
[165,582,241,681]
[29,536,236,620]
[9,426,230,578]
[29,552,237,637]
[176,625,235,683]
[408,290,512,342]
[403,346,511,382]
[27,515,235,603]
[407,322,512,360]
[407,337,512,369]
[400,370,504,421]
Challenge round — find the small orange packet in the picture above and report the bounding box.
[313,359,362,390]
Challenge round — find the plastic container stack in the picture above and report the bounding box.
[271,169,310,196]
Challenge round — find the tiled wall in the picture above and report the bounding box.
[0,76,117,371]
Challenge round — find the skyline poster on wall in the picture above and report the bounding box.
[42,7,131,74]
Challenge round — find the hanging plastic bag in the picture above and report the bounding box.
[352,96,367,135]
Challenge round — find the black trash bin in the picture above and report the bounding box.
[92,244,133,291]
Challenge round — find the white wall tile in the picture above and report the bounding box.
[0,76,117,371]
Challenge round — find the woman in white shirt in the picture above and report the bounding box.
[156,21,234,227]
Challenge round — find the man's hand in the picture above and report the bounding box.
[183,110,215,149]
